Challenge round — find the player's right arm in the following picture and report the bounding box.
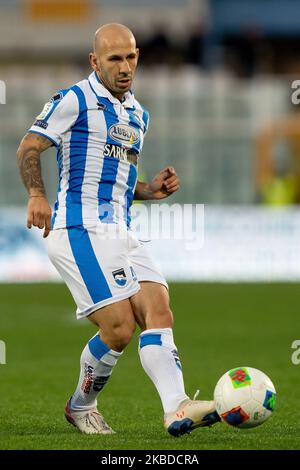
[17,132,53,238]
[17,87,79,237]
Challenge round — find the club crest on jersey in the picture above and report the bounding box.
[112,268,127,287]
[108,124,139,145]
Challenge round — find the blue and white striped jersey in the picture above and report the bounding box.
[29,71,149,230]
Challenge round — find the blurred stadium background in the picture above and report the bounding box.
[2,0,300,281]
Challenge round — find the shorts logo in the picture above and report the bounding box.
[108,124,139,145]
[112,268,127,287]
[130,266,137,281]
[229,367,251,388]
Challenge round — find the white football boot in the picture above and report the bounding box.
[164,393,221,437]
[64,398,115,435]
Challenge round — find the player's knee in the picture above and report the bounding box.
[117,324,136,347]
[146,307,174,329]
[110,321,136,350]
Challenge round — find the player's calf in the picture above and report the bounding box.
[70,333,122,411]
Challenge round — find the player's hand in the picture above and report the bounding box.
[148,167,180,199]
[27,195,52,238]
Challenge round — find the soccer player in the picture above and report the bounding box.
[17,23,220,436]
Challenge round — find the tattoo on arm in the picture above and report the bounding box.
[17,132,53,195]
[19,152,46,194]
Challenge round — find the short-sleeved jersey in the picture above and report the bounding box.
[29,71,149,230]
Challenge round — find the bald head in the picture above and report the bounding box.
[93,23,136,55]
[89,23,139,101]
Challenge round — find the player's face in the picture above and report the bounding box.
[91,38,139,99]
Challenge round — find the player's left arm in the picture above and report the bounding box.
[134,166,180,200]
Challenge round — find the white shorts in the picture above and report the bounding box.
[46,224,168,320]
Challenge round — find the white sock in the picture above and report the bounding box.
[138,328,189,413]
[71,333,122,411]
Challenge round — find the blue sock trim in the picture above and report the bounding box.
[139,333,162,349]
[88,335,110,360]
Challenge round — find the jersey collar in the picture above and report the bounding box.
[88,71,135,108]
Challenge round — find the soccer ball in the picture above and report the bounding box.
[214,367,276,428]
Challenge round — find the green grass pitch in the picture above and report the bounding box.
[0,283,299,450]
